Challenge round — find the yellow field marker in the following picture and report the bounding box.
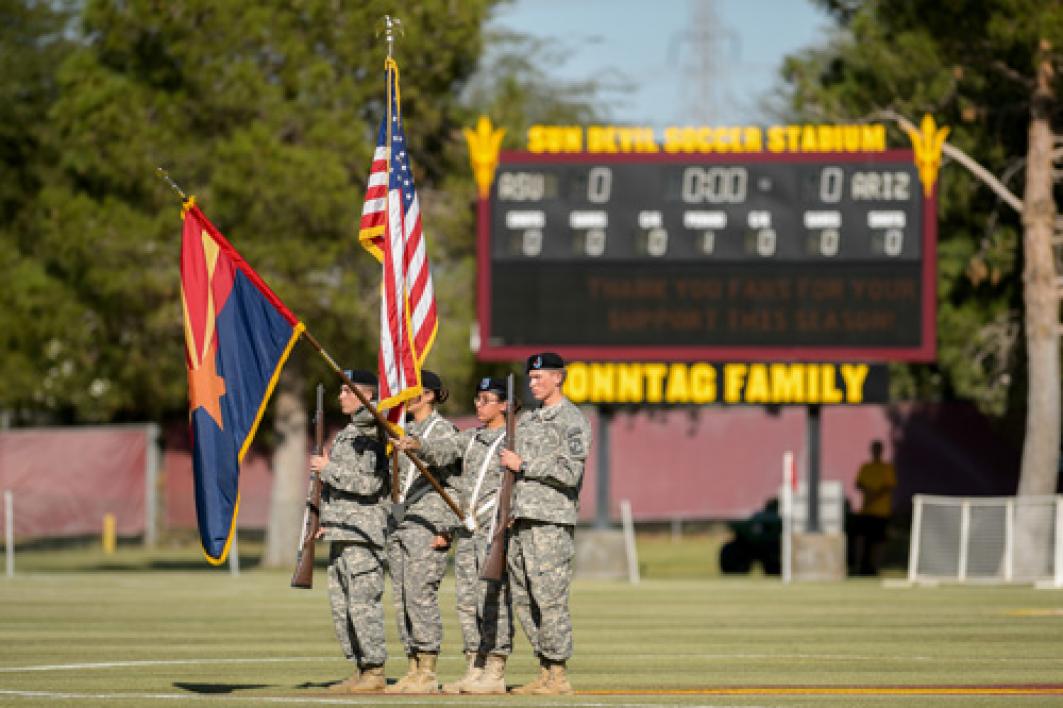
[102,513,117,554]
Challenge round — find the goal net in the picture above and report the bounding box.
[908,494,1063,586]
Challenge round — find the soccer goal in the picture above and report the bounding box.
[907,494,1063,587]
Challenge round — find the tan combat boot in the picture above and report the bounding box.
[530,660,572,695]
[462,653,506,694]
[509,659,549,695]
[399,652,440,693]
[347,665,386,693]
[442,652,482,694]
[384,655,418,693]
[327,667,359,693]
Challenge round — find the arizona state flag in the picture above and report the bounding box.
[180,199,304,564]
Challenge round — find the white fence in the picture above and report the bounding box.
[908,494,1063,587]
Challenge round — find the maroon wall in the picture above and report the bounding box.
[0,402,1025,540]
[585,403,1022,523]
[0,426,147,538]
[161,403,1021,530]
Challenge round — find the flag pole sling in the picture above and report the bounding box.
[300,329,474,531]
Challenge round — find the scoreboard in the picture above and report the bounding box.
[475,150,936,362]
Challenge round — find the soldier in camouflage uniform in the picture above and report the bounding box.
[499,353,590,695]
[399,377,514,694]
[384,370,460,694]
[311,369,390,694]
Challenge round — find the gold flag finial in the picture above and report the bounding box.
[905,113,950,197]
[464,115,506,200]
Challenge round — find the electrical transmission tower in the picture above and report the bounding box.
[670,0,739,124]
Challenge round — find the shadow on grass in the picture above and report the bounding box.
[173,682,271,694]
[296,678,406,690]
[149,557,262,571]
[79,556,264,572]
[295,679,346,689]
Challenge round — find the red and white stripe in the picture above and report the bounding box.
[359,146,388,237]
[402,193,437,358]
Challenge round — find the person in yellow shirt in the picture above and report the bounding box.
[852,440,896,575]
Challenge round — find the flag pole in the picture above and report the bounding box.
[156,167,188,201]
[380,15,402,172]
[300,329,475,531]
[382,14,400,508]
[382,15,399,148]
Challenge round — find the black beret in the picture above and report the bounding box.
[421,369,443,391]
[476,377,508,399]
[526,352,565,372]
[343,369,377,386]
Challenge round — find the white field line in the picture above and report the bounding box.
[1,650,1057,674]
[0,691,769,708]
[0,657,335,673]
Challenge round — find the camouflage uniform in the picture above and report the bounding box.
[387,410,459,656]
[418,425,513,656]
[320,406,390,669]
[507,397,590,663]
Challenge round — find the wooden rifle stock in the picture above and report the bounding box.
[291,383,325,589]
[480,373,516,582]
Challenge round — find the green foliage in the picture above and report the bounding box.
[0,0,77,421]
[0,0,71,221]
[784,0,1063,417]
[3,0,493,423]
[1,0,608,425]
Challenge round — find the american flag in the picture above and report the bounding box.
[359,61,438,417]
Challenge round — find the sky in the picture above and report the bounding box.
[488,0,834,129]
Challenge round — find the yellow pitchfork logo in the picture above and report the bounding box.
[906,113,949,198]
[464,115,506,200]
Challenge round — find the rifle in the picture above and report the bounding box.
[480,373,516,582]
[391,445,401,503]
[301,330,474,531]
[290,383,325,589]
[389,443,405,526]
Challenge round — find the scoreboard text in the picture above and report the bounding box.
[475,150,936,362]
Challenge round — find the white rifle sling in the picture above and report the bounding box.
[400,416,443,502]
[468,433,505,525]
[476,498,496,520]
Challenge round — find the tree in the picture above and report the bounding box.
[18,0,496,564]
[782,0,1062,559]
[0,0,74,424]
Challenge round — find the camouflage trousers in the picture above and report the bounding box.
[453,529,513,656]
[387,521,448,655]
[327,541,386,668]
[507,520,575,662]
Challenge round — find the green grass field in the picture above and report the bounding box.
[2,534,1062,707]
